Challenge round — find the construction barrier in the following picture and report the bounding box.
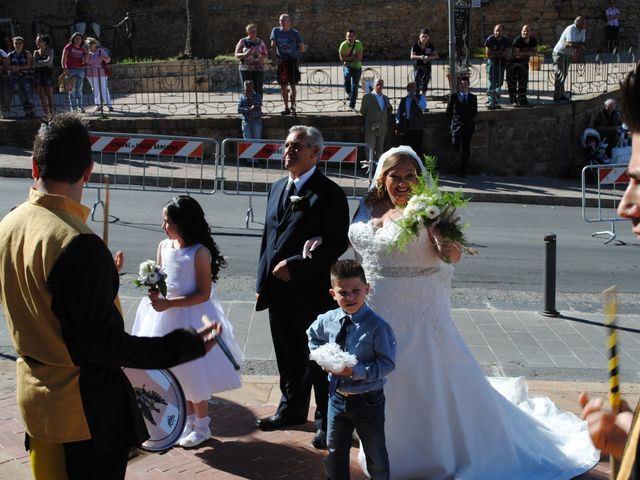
[581,163,629,245]
[219,138,373,227]
[86,131,219,220]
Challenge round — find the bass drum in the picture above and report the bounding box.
[123,368,187,452]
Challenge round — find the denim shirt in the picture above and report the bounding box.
[307,303,396,394]
[237,93,262,120]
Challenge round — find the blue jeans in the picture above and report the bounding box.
[68,68,86,111]
[486,58,506,106]
[343,66,362,109]
[8,74,34,113]
[241,118,262,139]
[325,390,389,480]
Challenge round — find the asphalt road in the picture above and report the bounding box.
[1,177,639,313]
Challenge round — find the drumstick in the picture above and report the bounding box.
[202,314,241,370]
[604,285,619,480]
[103,175,110,246]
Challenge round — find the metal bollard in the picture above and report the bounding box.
[541,233,560,317]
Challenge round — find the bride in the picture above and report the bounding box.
[345,146,598,479]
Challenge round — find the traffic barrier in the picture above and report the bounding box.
[581,163,629,245]
[86,131,219,220]
[219,138,373,228]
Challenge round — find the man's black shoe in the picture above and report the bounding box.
[311,429,327,450]
[255,415,307,431]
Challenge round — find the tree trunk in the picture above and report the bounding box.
[182,0,207,58]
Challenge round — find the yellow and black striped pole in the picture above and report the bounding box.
[604,285,619,480]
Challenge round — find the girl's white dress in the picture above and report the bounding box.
[349,201,599,480]
[132,239,244,402]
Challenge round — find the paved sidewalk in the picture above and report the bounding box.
[0,361,623,480]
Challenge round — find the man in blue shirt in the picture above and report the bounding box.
[237,79,262,139]
[270,13,304,116]
[308,260,396,480]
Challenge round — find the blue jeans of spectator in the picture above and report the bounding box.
[241,118,262,139]
[343,66,361,109]
[8,74,34,113]
[486,58,505,107]
[325,390,389,480]
[239,70,265,96]
[68,68,86,111]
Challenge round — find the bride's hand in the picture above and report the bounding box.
[428,227,462,264]
[303,236,323,259]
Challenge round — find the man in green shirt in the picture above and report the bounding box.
[339,29,363,111]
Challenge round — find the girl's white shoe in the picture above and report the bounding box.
[178,425,211,448]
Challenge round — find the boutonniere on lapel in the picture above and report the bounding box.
[289,194,309,212]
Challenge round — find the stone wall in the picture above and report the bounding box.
[1,1,637,61]
[0,92,615,178]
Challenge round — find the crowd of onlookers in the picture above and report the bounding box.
[0,30,112,120]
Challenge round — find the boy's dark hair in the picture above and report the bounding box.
[621,62,640,132]
[330,259,367,285]
[460,75,470,83]
[32,113,92,183]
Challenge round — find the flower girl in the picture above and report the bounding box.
[133,196,244,448]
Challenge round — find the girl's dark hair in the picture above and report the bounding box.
[165,196,227,282]
[37,33,51,46]
[621,62,640,133]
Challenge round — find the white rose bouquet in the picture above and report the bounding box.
[134,260,168,296]
[393,156,476,261]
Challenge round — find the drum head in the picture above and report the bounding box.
[123,368,187,452]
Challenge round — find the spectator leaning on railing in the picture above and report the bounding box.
[552,16,587,103]
[338,29,363,112]
[8,36,36,119]
[506,24,537,107]
[270,13,304,116]
[484,24,510,110]
[235,23,268,96]
[237,79,262,140]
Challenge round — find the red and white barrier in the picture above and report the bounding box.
[237,142,356,162]
[90,135,204,158]
[599,166,629,185]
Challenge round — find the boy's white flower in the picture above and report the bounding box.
[425,205,441,219]
[290,195,303,203]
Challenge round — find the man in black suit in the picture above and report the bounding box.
[255,125,350,449]
[446,75,478,177]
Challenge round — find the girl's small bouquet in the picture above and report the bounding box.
[393,156,477,262]
[309,343,358,372]
[134,260,168,296]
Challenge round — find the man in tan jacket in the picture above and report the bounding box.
[360,78,392,162]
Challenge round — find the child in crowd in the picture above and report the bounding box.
[237,79,262,139]
[307,260,396,480]
[132,196,244,448]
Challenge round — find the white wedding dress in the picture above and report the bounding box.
[349,201,599,480]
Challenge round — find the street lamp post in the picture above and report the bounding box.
[448,0,456,94]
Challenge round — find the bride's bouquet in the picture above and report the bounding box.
[134,260,168,296]
[392,156,476,260]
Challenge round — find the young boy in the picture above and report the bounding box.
[307,259,396,480]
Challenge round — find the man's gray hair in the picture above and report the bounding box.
[604,98,616,107]
[289,125,324,156]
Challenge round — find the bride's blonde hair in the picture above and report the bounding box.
[364,152,420,207]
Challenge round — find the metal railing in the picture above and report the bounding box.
[581,162,629,245]
[1,51,637,118]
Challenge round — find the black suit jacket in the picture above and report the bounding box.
[256,168,350,314]
[446,91,478,138]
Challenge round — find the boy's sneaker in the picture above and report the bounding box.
[178,425,211,448]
